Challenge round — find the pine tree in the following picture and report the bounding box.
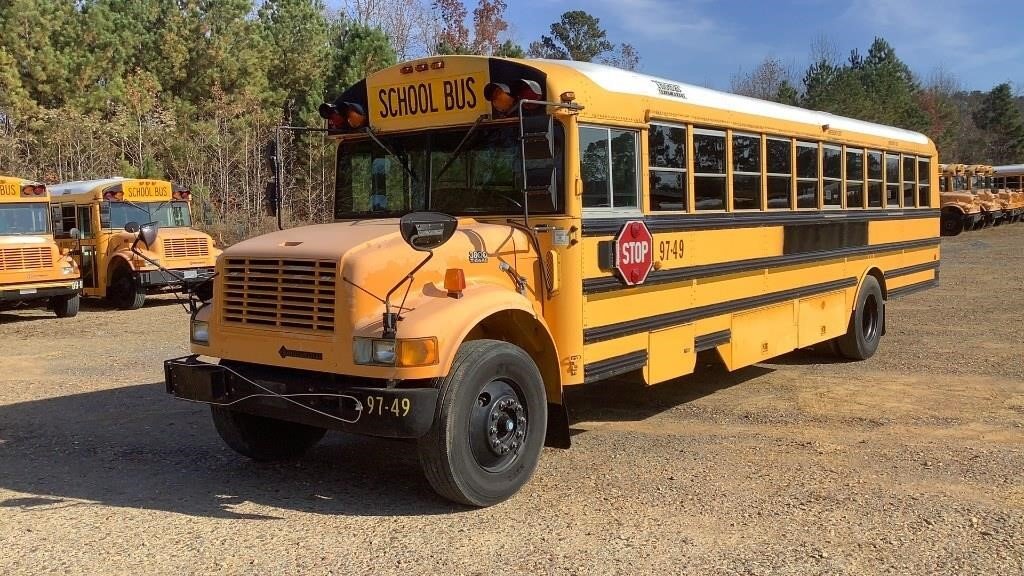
[973,83,1024,164]
[528,11,613,62]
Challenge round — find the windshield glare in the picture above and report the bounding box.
[107,201,192,229]
[0,203,50,235]
[334,122,563,219]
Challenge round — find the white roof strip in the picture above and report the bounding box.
[993,164,1024,174]
[541,60,931,145]
[49,177,127,197]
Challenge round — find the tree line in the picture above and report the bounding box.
[2,3,1021,244]
[730,37,1024,167]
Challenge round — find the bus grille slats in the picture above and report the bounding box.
[162,238,209,258]
[222,258,337,333]
[0,247,53,271]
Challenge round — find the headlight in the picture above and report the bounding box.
[190,319,209,344]
[353,337,438,367]
[62,266,73,275]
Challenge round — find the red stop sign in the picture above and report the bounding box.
[614,220,653,286]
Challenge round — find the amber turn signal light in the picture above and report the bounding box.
[444,268,465,299]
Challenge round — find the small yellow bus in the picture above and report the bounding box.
[163,56,940,506]
[49,178,218,309]
[938,163,983,234]
[992,164,1024,223]
[0,175,81,317]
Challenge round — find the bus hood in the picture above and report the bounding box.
[221,219,534,327]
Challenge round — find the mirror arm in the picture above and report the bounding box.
[381,251,433,339]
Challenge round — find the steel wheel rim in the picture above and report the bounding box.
[468,378,528,473]
[862,294,880,342]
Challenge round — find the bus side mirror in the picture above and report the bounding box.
[124,222,141,234]
[521,114,555,192]
[399,212,458,251]
[264,180,280,218]
[139,222,159,248]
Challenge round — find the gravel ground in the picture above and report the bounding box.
[1,226,1022,575]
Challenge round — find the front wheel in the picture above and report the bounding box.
[940,211,964,236]
[211,406,327,461]
[835,275,884,360]
[108,266,145,310]
[417,339,547,507]
[50,293,80,318]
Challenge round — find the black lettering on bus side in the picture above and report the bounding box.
[378,89,389,118]
[443,77,478,111]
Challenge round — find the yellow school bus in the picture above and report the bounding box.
[965,165,1007,226]
[0,175,82,317]
[163,56,940,506]
[49,178,218,309]
[992,164,1024,223]
[938,164,984,234]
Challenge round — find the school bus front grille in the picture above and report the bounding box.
[162,237,209,259]
[222,258,337,333]
[0,247,53,271]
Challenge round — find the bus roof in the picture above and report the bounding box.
[535,59,930,145]
[993,164,1024,174]
[49,177,128,197]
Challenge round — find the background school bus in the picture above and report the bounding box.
[0,175,82,317]
[49,178,219,310]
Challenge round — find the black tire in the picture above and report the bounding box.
[211,406,327,462]
[51,293,80,318]
[417,339,547,507]
[940,211,964,236]
[108,266,145,310]
[836,275,884,361]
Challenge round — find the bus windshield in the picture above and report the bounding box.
[334,122,563,219]
[0,203,50,235]
[107,201,192,229]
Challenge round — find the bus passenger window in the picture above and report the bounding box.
[76,205,94,238]
[648,124,687,211]
[610,130,638,209]
[796,141,819,209]
[845,148,864,209]
[822,145,842,208]
[902,155,916,207]
[917,158,930,207]
[766,138,792,209]
[693,128,726,211]
[867,151,883,207]
[732,133,762,210]
[580,127,610,208]
[60,205,76,235]
[885,153,900,207]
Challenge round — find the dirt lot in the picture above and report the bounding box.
[1,226,1022,576]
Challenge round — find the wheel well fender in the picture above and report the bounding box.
[941,205,966,216]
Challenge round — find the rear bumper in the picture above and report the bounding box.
[164,356,438,438]
[139,267,215,288]
[0,280,81,303]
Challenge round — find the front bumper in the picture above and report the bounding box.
[164,356,439,438]
[0,280,81,303]
[140,267,215,288]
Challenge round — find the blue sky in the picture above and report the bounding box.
[495,0,1022,92]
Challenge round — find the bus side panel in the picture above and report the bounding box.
[726,302,797,370]
[797,290,848,348]
[642,323,695,385]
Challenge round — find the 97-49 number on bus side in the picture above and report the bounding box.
[659,239,685,263]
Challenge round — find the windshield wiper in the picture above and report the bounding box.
[432,114,487,186]
[362,128,419,182]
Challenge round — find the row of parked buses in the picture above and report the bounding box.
[0,176,218,317]
[939,164,1024,235]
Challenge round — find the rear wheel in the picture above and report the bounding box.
[417,339,547,507]
[836,275,884,360]
[108,266,145,310]
[50,293,80,318]
[211,406,327,461]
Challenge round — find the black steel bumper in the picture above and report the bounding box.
[140,267,215,288]
[0,283,79,303]
[164,356,439,438]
